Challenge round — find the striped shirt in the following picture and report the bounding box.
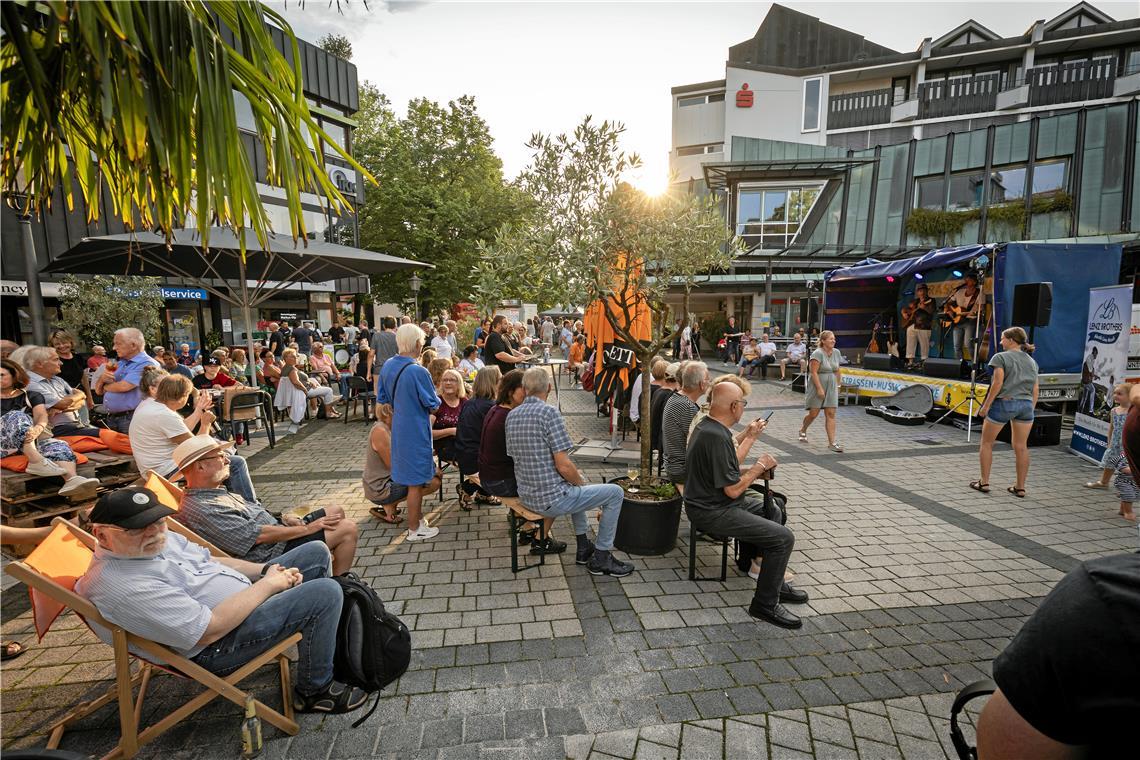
[505,396,574,510]
[662,392,700,483]
[76,531,250,659]
[177,488,283,564]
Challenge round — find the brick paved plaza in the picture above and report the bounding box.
[3,366,1137,759]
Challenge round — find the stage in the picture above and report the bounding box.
[838,366,988,410]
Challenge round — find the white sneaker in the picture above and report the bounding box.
[405,524,439,542]
[287,423,300,434]
[26,460,66,477]
[58,476,96,495]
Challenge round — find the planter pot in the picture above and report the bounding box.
[611,479,683,556]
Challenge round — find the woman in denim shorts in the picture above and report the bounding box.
[971,327,1039,498]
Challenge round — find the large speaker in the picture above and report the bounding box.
[863,353,893,371]
[799,297,816,323]
[925,358,965,379]
[996,410,1062,447]
[1012,282,1053,327]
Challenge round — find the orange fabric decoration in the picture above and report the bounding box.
[56,435,109,453]
[584,253,653,401]
[98,428,133,455]
[23,523,94,639]
[1,452,89,472]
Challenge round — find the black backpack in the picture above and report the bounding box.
[331,573,412,727]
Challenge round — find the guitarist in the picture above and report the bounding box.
[901,283,935,368]
[945,272,981,361]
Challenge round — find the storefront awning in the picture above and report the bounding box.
[824,244,999,282]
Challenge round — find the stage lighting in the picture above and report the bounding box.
[886,276,895,283]
[914,272,924,280]
[952,269,963,277]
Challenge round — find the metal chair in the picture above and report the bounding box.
[225,389,275,448]
[342,375,376,423]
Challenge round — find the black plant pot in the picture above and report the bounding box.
[611,481,683,556]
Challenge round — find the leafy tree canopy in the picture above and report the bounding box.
[317,32,352,60]
[354,87,528,317]
[57,275,166,350]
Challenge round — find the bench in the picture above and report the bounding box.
[498,496,547,574]
[1,451,139,530]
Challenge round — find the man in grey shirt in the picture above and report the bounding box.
[370,316,399,388]
[662,362,709,486]
[173,436,359,575]
[23,345,100,437]
[76,486,368,713]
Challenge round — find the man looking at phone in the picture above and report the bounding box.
[173,436,359,575]
[684,382,806,628]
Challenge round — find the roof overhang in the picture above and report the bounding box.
[703,157,877,192]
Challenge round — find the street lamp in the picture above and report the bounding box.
[409,272,422,320]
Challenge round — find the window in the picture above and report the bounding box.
[914,176,945,210]
[677,143,723,156]
[321,119,348,155]
[678,95,705,107]
[988,160,1068,204]
[1126,47,1140,76]
[707,93,725,103]
[947,171,986,211]
[736,186,821,249]
[706,144,724,154]
[802,78,822,132]
[891,76,909,105]
[233,91,255,132]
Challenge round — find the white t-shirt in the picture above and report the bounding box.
[458,357,484,375]
[759,341,778,357]
[431,336,454,360]
[128,398,190,477]
[342,325,359,345]
[786,342,808,361]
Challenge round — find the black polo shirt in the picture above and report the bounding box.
[683,416,743,512]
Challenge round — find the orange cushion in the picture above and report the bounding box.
[98,428,132,455]
[56,435,109,453]
[1,452,89,473]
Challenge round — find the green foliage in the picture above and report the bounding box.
[905,193,1074,241]
[317,32,352,60]
[1,0,372,251]
[453,317,478,350]
[354,86,528,315]
[57,275,165,350]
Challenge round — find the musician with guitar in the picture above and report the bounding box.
[945,272,982,361]
[901,283,935,368]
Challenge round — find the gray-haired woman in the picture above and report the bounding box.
[799,330,844,452]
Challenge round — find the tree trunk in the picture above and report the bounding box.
[638,352,653,478]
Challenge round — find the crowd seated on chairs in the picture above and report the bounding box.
[452,367,503,510]
[75,486,369,714]
[364,404,442,524]
[275,348,340,433]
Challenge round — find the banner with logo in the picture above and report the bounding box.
[1071,285,1132,463]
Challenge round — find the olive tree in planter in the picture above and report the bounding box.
[475,117,740,553]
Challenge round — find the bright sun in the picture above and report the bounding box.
[627,162,670,197]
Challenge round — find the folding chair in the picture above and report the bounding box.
[4,520,299,759]
[341,376,375,423]
[141,470,228,557]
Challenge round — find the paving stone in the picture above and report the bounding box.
[638,723,682,748]
[632,740,678,760]
[678,722,722,759]
[591,728,640,758]
[768,713,813,753]
[463,713,506,743]
[544,706,588,737]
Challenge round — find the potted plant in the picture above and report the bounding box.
[475,118,741,554]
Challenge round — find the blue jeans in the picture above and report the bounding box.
[225,454,258,504]
[540,483,624,551]
[191,542,339,695]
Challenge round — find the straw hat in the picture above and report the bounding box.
[171,435,234,473]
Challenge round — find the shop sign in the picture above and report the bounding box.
[159,286,208,301]
[1,280,62,298]
[736,83,754,108]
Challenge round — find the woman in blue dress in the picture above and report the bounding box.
[376,324,442,541]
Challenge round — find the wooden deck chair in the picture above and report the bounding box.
[4,519,300,759]
[140,470,229,557]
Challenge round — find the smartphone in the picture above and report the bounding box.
[301,508,327,525]
[762,411,774,423]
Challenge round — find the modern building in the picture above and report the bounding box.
[670,2,1140,335]
[1,25,367,350]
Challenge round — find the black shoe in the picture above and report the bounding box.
[575,539,596,565]
[587,550,634,577]
[518,529,535,546]
[779,582,809,604]
[294,681,369,714]
[747,601,803,629]
[530,536,567,555]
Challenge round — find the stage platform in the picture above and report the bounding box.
[838,366,988,410]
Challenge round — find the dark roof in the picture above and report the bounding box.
[671,79,727,96]
[728,4,898,70]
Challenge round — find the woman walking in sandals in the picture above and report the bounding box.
[971,327,1039,497]
[799,330,844,452]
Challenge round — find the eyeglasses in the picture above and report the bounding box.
[192,453,228,467]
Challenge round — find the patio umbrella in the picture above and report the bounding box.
[43,227,431,382]
[584,254,652,406]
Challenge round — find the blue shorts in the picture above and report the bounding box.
[986,398,1034,424]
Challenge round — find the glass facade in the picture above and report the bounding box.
[736,186,821,249]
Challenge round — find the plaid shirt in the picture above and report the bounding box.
[505,396,574,510]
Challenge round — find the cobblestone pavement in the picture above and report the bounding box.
[3,364,1137,759]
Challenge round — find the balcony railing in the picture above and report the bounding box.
[1025,58,1116,106]
[828,88,892,129]
[917,73,999,120]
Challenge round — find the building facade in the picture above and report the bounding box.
[1,27,366,350]
[670,2,1140,336]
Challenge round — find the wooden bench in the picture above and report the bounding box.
[498,496,547,574]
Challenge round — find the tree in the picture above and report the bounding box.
[57,275,166,350]
[318,32,352,60]
[353,87,528,317]
[478,117,740,479]
[1,1,372,250]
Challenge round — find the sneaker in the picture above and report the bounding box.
[294,681,369,714]
[287,423,300,434]
[58,476,96,495]
[587,550,634,577]
[575,539,596,565]
[405,523,439,542]
[530,537,568,555]
[25,460,66,477]
[747,601,802,629]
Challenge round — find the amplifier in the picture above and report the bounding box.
[925,358,965,380]
[996,410,1062,447]
[863,353,893,371]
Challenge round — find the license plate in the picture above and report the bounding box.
[1038,388,1064,399]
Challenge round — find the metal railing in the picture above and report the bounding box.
[917,72,1000,119]
[827,88,892,129]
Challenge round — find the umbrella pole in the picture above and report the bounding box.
[239,256,256,386]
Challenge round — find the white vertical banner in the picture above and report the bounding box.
[1071,285,1133,463]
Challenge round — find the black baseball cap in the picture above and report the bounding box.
[203,357,222,367]
[88,487,175,529]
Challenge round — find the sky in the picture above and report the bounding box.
[274,1,1137,194]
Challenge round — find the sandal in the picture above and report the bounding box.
[456,483,474,511]
[828,442,843,453]
[969,480,991,493]
[797,431,808,442]
[294,681,369,714]
[474,492,501,506]
[368,506,402,524]
[1084,481,1108,489]
[1007,487,1026,498]
[2,641,26,661]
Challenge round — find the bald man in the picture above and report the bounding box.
[683,381,806,629]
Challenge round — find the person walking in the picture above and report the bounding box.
[971,327,1039,498]
[798,329,843,452]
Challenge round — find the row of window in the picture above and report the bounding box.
[233,91,350,157]
[678,92,726,108]
[676,143,725,157]
[914,159,1067,211]
[261,203,355,246]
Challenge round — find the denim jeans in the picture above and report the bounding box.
[953,322,976,361]
[541,483,624,551]
[191,542,339,695]
[225,454,258,504]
